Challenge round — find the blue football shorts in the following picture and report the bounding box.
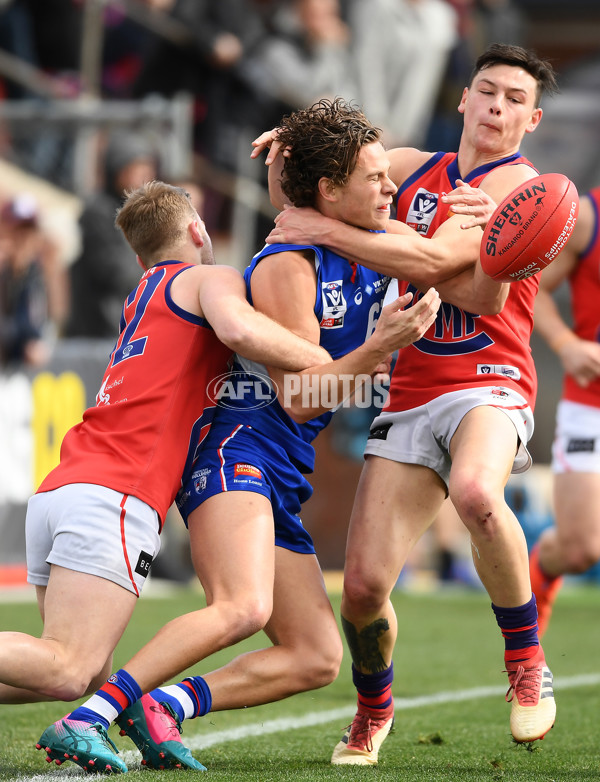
[177,423,316,554]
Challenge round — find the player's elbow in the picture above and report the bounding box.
[216,320,257,355]
[476,299,505,316]
[478,288,509,315]
[285,400,316,424]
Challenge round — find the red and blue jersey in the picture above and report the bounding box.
[38,261,232,524]
[563,187,600,408]
[387,151,540,412]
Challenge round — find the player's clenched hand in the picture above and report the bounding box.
[372,288,440,353]
[441,179,497,229]
[559,337,600,388]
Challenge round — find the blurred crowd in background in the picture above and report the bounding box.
[0,0,599,585]
[0,0,598,364]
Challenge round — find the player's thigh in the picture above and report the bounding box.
[188,490,275,605]
[345,455,445,583]
[265,547,341,657]
[554,472,600,548]
[449,405,517,492]
[41,564,137,671]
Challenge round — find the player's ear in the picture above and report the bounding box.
[318,177,337,202]
[189,219,205,246]
[457,87,469,114]
[525,107,543,135]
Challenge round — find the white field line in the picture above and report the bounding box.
[12,672,600,779]
[183,672,600,752]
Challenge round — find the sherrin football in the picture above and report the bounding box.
[480,173,579,282]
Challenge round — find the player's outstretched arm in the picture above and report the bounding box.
[198,265,330,371]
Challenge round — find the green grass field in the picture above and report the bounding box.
[1,581,600,781]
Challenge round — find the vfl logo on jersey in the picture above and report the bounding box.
[321,280,347,328]
[406,189,439,235]
[407,286,494,356]
[477,364,521,380]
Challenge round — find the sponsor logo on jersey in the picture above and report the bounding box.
[234,463,262,479]
[135,550,153,578]
[407,287,494,356]
[406,189,439,234]
[97,377,111,405]
[477,364,521,380]
[567,438,595,453]
[491,388,509,397]
[321,280,347,328]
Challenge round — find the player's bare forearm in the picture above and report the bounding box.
[274,288,440,422]
[268,208,474,285]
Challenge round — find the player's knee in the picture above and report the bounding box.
[221,595,272,643]
[562,542,599,574]
[297,637,343,690]
[450,478,502,535]
[43,664,102,701]
[342,570,388,614]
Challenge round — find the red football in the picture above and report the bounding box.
[480,173,579,282]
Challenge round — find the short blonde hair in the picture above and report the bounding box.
[115,180,197,266]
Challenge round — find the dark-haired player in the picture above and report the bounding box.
[264,43,559,763]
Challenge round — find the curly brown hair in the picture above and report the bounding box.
[276,98,382,208]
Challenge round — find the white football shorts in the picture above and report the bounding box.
[26,483,161,596]
[364,386,534,488]
[552,399,600,474]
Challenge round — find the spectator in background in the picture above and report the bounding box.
[170,177,204,215]
[65,131,159,339]
[0,192,67,367]
[347,0,458,148]
[132,0,288,168]
[241,0,354,112]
